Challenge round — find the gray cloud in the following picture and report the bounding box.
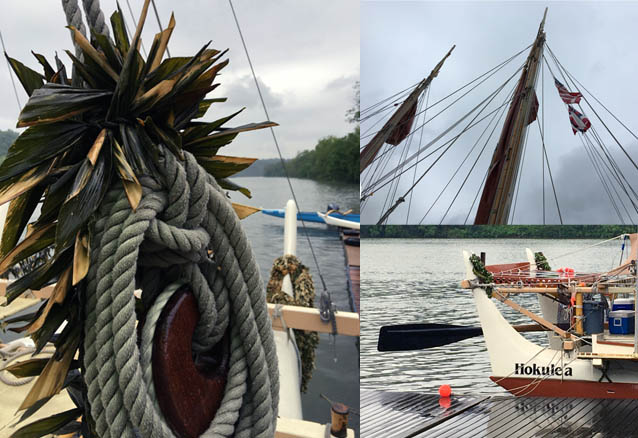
[0,0,359,159]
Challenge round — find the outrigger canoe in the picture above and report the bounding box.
[261,209,360,224]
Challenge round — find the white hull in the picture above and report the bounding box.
[463,251,638,398]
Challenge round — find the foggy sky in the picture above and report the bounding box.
[0,0,359,159]
[361,1,638,225]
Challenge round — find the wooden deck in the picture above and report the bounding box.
[341,230,359,314]
[361,388,638,437]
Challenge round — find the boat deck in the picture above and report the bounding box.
[361,388,638,437]
[341,230,359,314]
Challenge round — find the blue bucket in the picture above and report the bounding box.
[583,300,604,334]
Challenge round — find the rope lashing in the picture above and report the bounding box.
[83,148,279,438]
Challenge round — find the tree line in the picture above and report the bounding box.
[362,225,638,239]
[264,127,359,184]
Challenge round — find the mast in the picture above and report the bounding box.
[360,45,455,173]
[474,8,547,224]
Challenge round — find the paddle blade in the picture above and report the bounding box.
[377,323,484,352]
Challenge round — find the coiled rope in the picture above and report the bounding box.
[59,1,279,435]
[83,148,279,437]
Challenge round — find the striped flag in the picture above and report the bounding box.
[568,105,591,134]
[554,78,582,104]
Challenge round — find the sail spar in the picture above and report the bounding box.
[360,45,455,173]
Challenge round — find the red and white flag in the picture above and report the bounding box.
[555,78,582,104]
[568,105,591,134]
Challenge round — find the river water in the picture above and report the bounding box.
[235,176,360,433]
[361,237,627,397]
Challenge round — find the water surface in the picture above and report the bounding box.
[236,176,360,432]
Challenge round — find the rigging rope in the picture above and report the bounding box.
[406,86,431,223]
[124,0,148,57]
[376,64,523,224]
[0,29,22,112]
[423,80,516,224]
[361,97,517,203]
[227,0,330,296]
[360,43,533,142]
[150,0,170,56]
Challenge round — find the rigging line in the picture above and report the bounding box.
[464,167,489,225]
[360,89,414,123]
[548,235,624,262]
[124,0,148,57]
[376,64,517,225]
[587,126,638,214]
[578,127,627,222]
[150,0,170,56]
[538,118,563,224]
[364,59,527,175]
[407,86,431,223]
[363,63,524,197]
[359,44,533,141]
[544,55,638,214]
[547,46,638,178]
[422,79,516,224]
[583,130,638,219]
[542,53,545,224]
[361,52,525,140]
[361,96,515,200]
[545,53,636,220]
[360,80,420,115]
[580,134,627,223]
[509,119,533,224]
[0,29,22,112]
[438,83,514,225]
[227,0,328,292]
[380,95,423,223]
[546,43,638,144]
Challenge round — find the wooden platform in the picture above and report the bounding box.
[341,231,359,314]
[361,388,638,437]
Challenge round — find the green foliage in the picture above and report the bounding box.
[362,225,638,239]
[265,127,359,183]
[346,81,359,124]
[0,1,276,431]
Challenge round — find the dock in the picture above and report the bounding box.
[361,388,638,437]
[341,229,359,314]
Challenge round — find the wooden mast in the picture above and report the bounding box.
[360,45,455,173]
[474,8,547,224]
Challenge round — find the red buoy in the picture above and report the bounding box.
[439,384,452,397]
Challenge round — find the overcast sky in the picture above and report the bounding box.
[361,1,638,225]
[0,0,359,159]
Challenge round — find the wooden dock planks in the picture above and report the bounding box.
[361,388,638,437]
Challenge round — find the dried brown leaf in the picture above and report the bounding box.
[72,232,89,286]
[232,203,260,220]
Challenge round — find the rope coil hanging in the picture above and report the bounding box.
[84,148,279,437]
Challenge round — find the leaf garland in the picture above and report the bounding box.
[0,1,276,434]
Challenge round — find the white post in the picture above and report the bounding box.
[282,200,297,297]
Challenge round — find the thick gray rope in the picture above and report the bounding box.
[83,148,279,437]
[82,0,110,36]
[61,0,87,62]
